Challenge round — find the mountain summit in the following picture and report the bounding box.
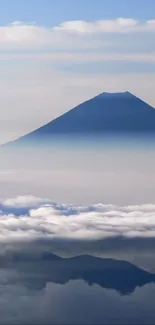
[4,91,155,146]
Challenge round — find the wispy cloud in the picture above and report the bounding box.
[54,18,155,33]
[0,20,155,65]
[1,52,155,63]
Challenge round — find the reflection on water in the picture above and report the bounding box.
[0,252,155,324]
[5,254,155,295]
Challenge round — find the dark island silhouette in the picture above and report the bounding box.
[3,91,155,147]
[8,253,155,295]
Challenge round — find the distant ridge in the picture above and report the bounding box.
[3,91,155,146]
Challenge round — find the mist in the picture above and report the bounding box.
[0,135,155,205]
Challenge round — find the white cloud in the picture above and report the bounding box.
[54,18,155,33]
[0,22,51,45]
[0,21,104,50]
[0,18,155,49]
[0,195,155,243]
[3,195,51,208]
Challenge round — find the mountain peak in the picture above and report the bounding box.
[97,91,133,98]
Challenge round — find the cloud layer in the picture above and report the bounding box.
[0,195,155,244]
[0,18,155,49]
[0,18,155,42]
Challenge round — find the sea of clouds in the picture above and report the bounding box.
[0,195,155,244]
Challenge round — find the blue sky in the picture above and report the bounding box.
[1,0,155,25]
[0,0,155,143]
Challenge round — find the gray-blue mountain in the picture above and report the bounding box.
[4,91,155,146]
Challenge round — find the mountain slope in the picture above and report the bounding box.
[3,91,155,146]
